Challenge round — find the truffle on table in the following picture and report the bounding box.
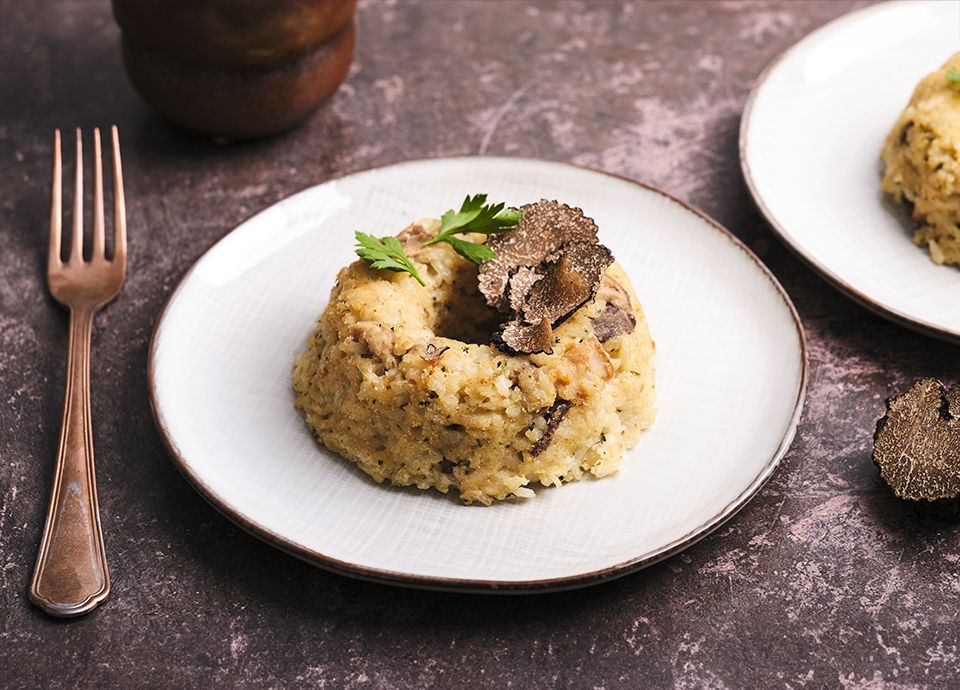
[872,377,960,501]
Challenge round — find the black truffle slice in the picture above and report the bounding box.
[531,399,572,456]
[522,244,613,325]
[872,377,960,501]
[479,200,600,312]
[590,276,637,342]
[496,318,554,356]
[480,200,615,355]
[497,244,613,354]
[507,266,543,314]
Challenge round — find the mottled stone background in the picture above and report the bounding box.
[5,1,960,687]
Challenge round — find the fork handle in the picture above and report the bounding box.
[30,307,110,617]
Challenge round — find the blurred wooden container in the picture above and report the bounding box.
[112,0,356,139]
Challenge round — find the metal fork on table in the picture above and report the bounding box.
[29,127,126,617]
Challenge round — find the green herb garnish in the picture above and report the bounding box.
[354,194,522,283]
[443,236,497,263]
[422,194,522,263]
[947,70,960,84]
[354,232,425,286]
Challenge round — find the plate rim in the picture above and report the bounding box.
[739,0,960,344]
[147,156,809,593]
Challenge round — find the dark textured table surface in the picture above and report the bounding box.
[7,1,960,687]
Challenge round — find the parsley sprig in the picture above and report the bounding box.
[354,232,425,286]
[354,194,522,285]
[422,194,522,263]
[948,70,960,84]
[429,194,522,242]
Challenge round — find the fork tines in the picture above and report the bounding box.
[49,127,126,269]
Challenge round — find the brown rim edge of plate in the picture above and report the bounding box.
[146,156,809,594]
[738,0,960,346]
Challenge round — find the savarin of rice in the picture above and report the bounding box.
[881,52,960,265]
[293,199,656,505]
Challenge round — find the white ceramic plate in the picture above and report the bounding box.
[741,0,960,340]
[149,158,806,592]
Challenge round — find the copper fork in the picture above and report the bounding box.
[30,127,126,617]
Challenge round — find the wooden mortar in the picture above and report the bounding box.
[113,0,356,139]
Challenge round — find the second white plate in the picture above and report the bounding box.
[741,0,960,340]
[149,157,806,591]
